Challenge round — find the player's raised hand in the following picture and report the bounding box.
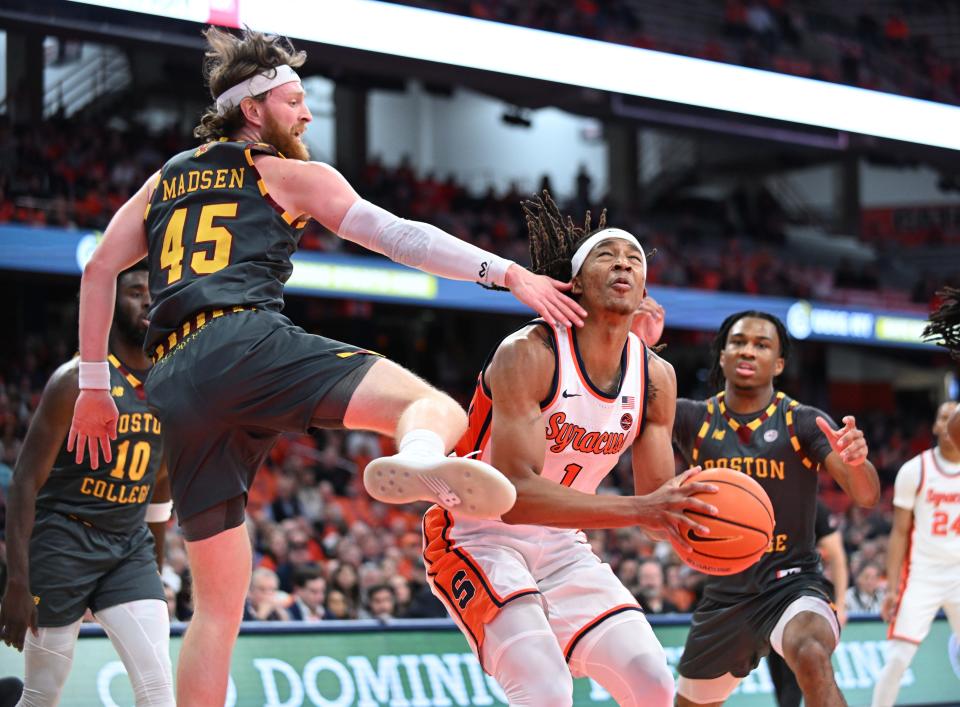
[67,390,118,470]
[816,415,869,466]
[631,295,665,347]
[0,581,38,652]
[634,467,719,552]
[504,264,587,328]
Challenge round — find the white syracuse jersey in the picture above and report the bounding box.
[452,319,648,535]
[894,446,960,566]
[888,446,960,644]
[425,320,650,663]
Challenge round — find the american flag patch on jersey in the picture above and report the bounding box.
[621,395,635,408]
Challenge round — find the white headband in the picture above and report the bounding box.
[570,228,646,278]
[215,64,301,116]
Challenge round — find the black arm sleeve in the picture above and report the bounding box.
[793,404,836,466]
[673,398,709,464]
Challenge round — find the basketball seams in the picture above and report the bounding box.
[675,468,776,574]
[686,476,775,527]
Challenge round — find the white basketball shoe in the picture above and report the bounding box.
[363,454,516,520]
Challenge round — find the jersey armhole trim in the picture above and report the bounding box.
[243,144,309,229]
[637,342,649,437]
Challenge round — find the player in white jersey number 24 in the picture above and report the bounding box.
[872,401,960,707]
[421,193,718,707]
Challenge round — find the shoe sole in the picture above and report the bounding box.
[363,456,517,520]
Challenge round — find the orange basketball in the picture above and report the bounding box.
[672,467,775,576]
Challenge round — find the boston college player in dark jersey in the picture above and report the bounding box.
[422,193,717,707]
[657,309,879,707]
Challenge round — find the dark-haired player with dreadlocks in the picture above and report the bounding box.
[67,27,586,705]
[422,193,718,707]
[667,310,880,707]
[924,286,960,448]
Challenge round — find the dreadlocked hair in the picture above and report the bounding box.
[923,286,960,359]
[194,26,306,142]
[709,311,791,390]
[522,190,606,281]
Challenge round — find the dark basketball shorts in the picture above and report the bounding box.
[678,572,835,679]
[29,511,164,627]
[144,308,379,523]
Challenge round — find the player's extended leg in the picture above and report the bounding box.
[777,602,844,707]
[568,612,674,707]
[873,572,951,706]
[765,650,803,707]
[480,596,573,707]
[94,599,174,706]
[17,620,82,707]
[870,639,918,707]
[177,514,251,707]
[675,674,740,707]
[343,358,515,519]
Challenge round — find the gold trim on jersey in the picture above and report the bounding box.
[107,354,143,390]
[784,399,817,469]
[152,306,251,362]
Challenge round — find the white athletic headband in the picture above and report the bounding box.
[215,64,301,116]
[570,228,646,278]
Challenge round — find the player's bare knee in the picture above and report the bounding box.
[787,636,832,681]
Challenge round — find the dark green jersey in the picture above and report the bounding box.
[143,140,309,351]
[673,392,835,602]
[37,356,162,534]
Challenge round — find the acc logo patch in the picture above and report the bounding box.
[193,142,215,157]
[111,386,125,398]
[712,429,726,441]
[620,413,633,431]
[764,429,779,443]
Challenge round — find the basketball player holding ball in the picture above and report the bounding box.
[422,193,718,707]
[663,310,880,707]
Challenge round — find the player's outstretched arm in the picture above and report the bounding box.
[486,329,716,533]
[259,159,586,327]
[0,362,80,651]
[69,176,153,469]
[816,415,881,507]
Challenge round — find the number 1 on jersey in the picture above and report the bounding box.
[560,463,583,487]
[159,203,237,285]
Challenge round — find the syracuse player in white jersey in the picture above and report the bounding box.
[872,400,960,706]
[422,193,718,707]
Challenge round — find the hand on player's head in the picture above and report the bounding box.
[816,415,869,466]
[504,264,587,328]
[67,390,118,470]
[631,296,665,347]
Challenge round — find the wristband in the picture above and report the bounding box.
[78,361,110,390]
[146,500,174,523]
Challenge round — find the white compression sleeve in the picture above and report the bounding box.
[480,596,573,707]
[337,199,514,287]
[871,639,918,707]
[94,599,174,707]
[19,620,82,707]
[568,612,674,707]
